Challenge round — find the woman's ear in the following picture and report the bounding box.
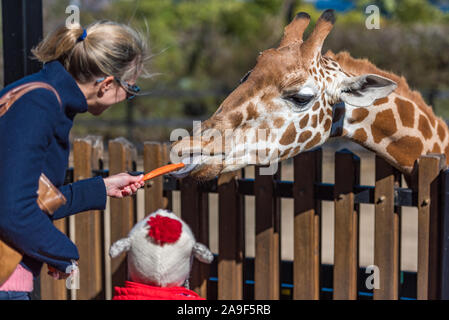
[97,76,115,97]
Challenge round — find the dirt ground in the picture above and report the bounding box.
[165,138,418,273]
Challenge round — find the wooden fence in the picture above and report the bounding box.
[36,136,449,300]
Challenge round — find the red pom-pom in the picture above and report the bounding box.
[147,215,182,245]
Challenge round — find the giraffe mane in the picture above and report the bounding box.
[324,50,431,110]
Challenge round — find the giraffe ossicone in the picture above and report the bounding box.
[170,9,448,184]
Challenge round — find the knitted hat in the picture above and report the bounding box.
[109,209,213,288]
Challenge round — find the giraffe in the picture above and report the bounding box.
[170,9,449,185]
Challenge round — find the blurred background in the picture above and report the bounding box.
[29,0,449,146]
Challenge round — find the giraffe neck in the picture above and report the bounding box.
[334,91,449,176]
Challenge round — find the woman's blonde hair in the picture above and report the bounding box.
[32,20,150,84]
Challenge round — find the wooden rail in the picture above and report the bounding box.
[38,138,449,300]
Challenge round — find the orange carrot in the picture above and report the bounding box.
[142,163,185,182]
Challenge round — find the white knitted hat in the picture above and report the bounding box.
[109,209,213,288]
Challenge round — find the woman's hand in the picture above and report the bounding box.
[103,173,145,198]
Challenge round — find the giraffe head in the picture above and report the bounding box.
[171,9,397,180]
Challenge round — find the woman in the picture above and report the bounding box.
[0,21,150,300]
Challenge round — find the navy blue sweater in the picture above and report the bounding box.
[0,61,107,276]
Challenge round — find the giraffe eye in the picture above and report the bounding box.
[286,93,314,109]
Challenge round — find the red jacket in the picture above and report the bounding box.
[113,281,205,300]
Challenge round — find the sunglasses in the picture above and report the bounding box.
[96,77,141,100]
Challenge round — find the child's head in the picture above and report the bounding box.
[109,209,213,287]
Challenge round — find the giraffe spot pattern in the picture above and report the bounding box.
[431,143,441,154]
[274,117,285,128]
[418,115,432,140]
[229,112,243,128]
[352,128,368,144]
[395,97,415,128]
[323,118,332,132]
[349,108,369,124]
[279,122,297,145]
[311,114,318,128]
[319,109,325,123]
[386,136,423,168]
[298,131,312,143]
[312,102,320,111]
[246,103,259,121]
[438,122,446,142]
[373,97,389,106]
[305,132,321,150]
[299,114,309,129]
[371,109,397,144]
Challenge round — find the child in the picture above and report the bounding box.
[109,209,213,300]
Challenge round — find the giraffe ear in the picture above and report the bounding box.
[340,74,397,107]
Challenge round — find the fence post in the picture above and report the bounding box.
[254,165,281,300]
[439,168,449,300]
[180,177,210,298]
[373,156,400,300]
[108,138,137,289]
[293,149,322,299]
[417,155,444,299]
[333,149,360,300]
[218,171,245,299]
[144,142,165,215]
[73,136,104,300]
[40,222,68,300]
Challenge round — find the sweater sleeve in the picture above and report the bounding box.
[51,176,107,220]
[0,90,79,272]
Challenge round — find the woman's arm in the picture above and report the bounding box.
[0,90,78,272]
[51,173,144,220]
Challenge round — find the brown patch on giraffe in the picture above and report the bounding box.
[352,128,368,144]
[371,109,397,144]
[445,144,449,164]
[312,102,320,111]
[386,136,423,168]
[431,143,441,154]
[311,114,318,128]
[417,102,436,128]
[326,108,333,117]
[319,109,325,123]
[326,76,331,83]
[299,114,309,129]
[418,115,432,140]
[246,103,259,121]
[319,69,325,78]
[280,147,293,160]
[395,97,414,128]
[332,107,345,124]
[298,131,312,143]
[312,67,317,75]
[437,121,446,142]
[229,112,243,128]
[323,119,332,132]
[373,97,389,106]
[274,118,284,128]
[349,108,369,124]
[305,132,321,150]
[279,122,297,146]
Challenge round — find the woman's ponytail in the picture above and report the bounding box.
[32,21,150,84]
[32,24,85,65]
